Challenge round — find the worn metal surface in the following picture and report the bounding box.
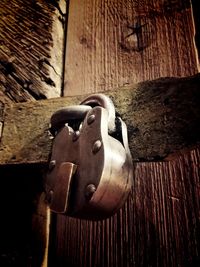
[46,102,133,220]
[47,162,77,214]
[50,105,92,135]
[81,94,116,133]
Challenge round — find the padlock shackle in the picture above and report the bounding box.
[81,94,116,133]
[50,94,116,135]
[50,105,92,135]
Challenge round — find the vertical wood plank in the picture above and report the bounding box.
[64,0,198,96]
[191,0,200,63]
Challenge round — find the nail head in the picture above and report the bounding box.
[87,114,95,125]
[73,131,80,141]
[92,140,102,153]
[85,184,96,199]
[49,160,56,171]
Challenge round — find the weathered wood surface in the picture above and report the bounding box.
[0,1,66,266]
[0,0,66,103]
[48,146,200,267]
[0,74,200,165]
[64,0,198,96]
[191,0,200,62]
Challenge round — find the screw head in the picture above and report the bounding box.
[85,184,96,199]
[73,131,80,141]
[92,140,102,153]
[49,160,56,171]
[87,114,95,125]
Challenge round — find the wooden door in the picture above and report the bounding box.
[48,1,200,267]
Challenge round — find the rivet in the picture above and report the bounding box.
[79,122,83,131]
[87,114,95,125]
[49,160,56,171]
[92,140,102,153]
[73,131,80,141]
[47,190,54,204]
[85,184,96,199]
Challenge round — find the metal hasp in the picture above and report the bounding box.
[45,94,133,220]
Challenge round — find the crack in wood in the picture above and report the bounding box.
[38,58,60,76]
[0,0,66,101]
[0,60,47,100]
[121,22,150,52]
[47,0,66,28]
[0,101,4,140]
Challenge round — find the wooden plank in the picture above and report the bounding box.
[191,0,200,62]
[63,0,198,96]
[48,146,200,267]
[0,100,4,140]
[0,0,66,102]
[0,74,200,165]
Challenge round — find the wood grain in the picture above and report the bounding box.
[64,0,198,96]
[0,0,66,102]
[1,74,200,165]
[191,0,200,62]
[51,1,200,266]
[48,146,200,267]
[0,3,67,265]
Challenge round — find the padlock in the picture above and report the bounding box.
[45,94,133,220]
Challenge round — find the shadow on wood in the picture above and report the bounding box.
[48,146,200,267]
[0,164,48,267]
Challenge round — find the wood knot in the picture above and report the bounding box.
[79,36,92,49]
[120,21,152,52]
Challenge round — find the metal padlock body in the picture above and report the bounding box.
[46,106,133,220]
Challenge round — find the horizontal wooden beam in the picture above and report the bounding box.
[1,74,200,165]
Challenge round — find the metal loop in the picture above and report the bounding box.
[50,105,92,135]
[50,94,116,136]
[80,94,116,133]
